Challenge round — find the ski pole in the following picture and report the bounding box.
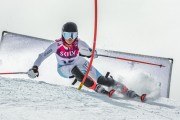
[0,72,28,75]
[97,54,165,67]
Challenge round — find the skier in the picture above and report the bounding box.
[27,22,146,102]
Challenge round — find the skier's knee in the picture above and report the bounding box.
[71,66,96,89]
[71,66,84,81]
[97,76,115,87]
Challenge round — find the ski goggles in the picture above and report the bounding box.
[63,32,78,40]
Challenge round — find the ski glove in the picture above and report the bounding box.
[27,65,39,78]
[79,47,98,58]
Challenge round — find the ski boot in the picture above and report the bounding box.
[140,94,147,102]
[108,89,116,97]
[125,90,147,102]
[95,84,115,97]
[131,93,146,102]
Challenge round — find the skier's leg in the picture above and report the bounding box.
[71,66,96,89]
[113,82,140,98]
[97,75,128,94]
[57,64,70,78]
[57,64,97,89]
[97,76,115,87]
[97,75,139,98]
[71,66,114,96]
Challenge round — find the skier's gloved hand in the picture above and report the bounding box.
[79,47,92,58]
[79,47,98,59]
[27,65,39,78]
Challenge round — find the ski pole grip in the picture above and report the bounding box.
[105,72,110,78]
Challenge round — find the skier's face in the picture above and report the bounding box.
[65,38,74,44]
[63,32,78,44]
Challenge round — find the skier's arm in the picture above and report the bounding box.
[28,42,57,78]
[78,40,98,58]
[33,42,56,67]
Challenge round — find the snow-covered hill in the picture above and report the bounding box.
[0,76,180,120]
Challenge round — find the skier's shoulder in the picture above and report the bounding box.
[54,38,63,46]
[77,39,85,43]
[78,39,90,48]
[78,38,87,45]
[44,38,63,51]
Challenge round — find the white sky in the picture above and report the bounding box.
[0,0,180,100]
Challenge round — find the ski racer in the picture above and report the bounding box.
[27,22,146,102]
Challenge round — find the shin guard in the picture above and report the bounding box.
[71,66,96,89]
[97,76,115,87]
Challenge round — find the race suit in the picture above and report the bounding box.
[33,38,101,82]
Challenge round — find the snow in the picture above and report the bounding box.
[0,76,180,120]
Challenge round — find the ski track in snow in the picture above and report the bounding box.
[0,76,180,120]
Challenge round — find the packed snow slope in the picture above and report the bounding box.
[0,76,180,120]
